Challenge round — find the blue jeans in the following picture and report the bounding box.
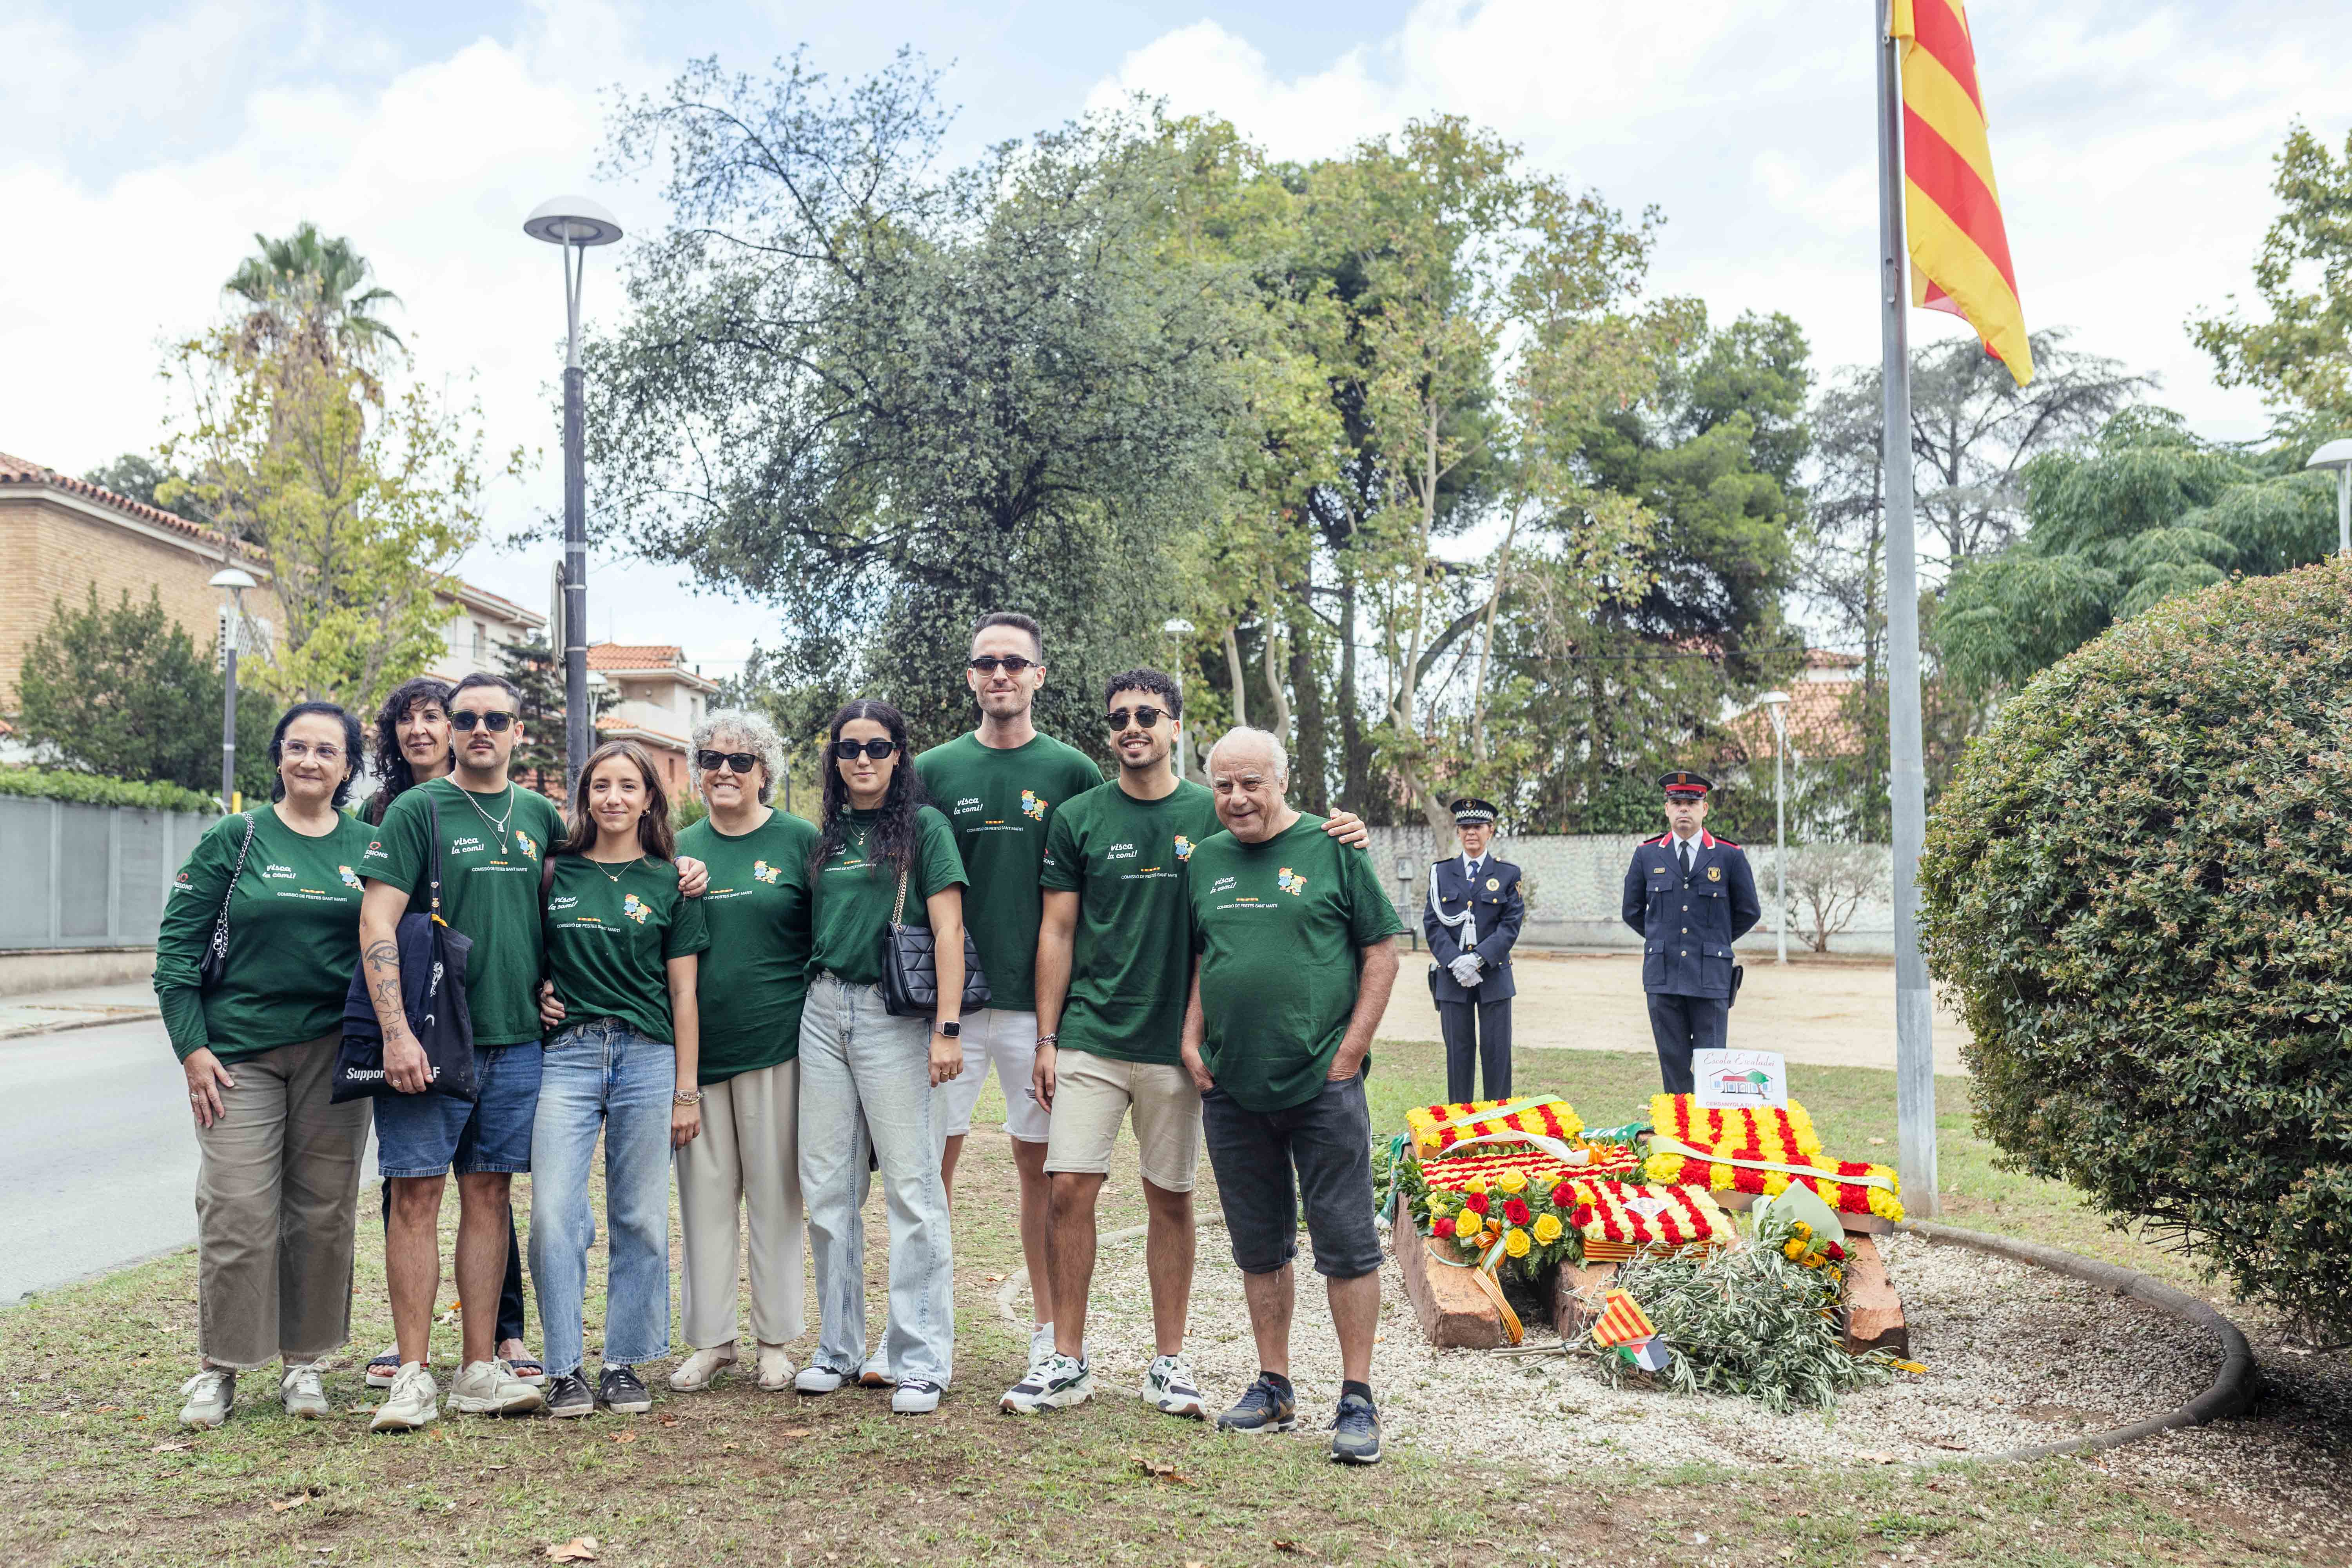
[797,975,954,1387]
[528,1019,675,1377]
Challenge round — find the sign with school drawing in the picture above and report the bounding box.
[1693,1049,1788,1109]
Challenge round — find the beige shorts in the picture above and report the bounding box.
[1043,1049,1203,1193]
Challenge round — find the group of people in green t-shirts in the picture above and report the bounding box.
[155,610,1404,1464]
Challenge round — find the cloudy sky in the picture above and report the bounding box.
[4,0,2344,676]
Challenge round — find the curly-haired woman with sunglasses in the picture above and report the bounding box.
[793,699,969,1414]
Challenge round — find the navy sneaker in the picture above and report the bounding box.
[1330,1391,1381,1464]
[1215,1376,1298,1435]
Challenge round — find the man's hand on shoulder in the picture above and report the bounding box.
[1323,809,1370,849]
[677,856,708,897]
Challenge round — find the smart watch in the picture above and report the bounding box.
[938,1021,961,1038]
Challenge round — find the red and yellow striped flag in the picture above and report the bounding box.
[1891,0,2034,386]
[1590,1287,1657,1348]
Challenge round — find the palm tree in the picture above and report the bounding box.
[225,222,405,374]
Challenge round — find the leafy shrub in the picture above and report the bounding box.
[1918,557,2352,1328]
[0,766,220,814]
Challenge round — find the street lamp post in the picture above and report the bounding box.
[1162,618,1196,779]
[524,196,624,791]
[2305,437,2352,556]
[209,567,258,808]
[1758,689,1791,965]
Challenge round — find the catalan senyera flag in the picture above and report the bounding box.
[1890,0,2034,386]
[1590,1287,1657,1349]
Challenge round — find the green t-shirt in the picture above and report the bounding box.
[359,777,568,1047]
[913,730,1102,1011]
[152,808,374,1063]
[808,806,968,987]
[542,857,710,1046]
[677,811,820,1082]
[1039,779,1222,1065]
[1186,813,1405,1112]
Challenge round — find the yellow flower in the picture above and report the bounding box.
[1504,1228,1531,1259]
[1464,1178,1488,1196]
[1781,1239,1806,1261]
[1496,1171,1528,1194]
[1800,1252,1824,1270]
[1532,1212,1563,1245]
[1790,1221,1813,1240]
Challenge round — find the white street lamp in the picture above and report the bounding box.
[209,567,258,808]
[1758,689,1791,965]
[525,195,624,790]
[1162,618,1197,779]
[2304,437,2352,557]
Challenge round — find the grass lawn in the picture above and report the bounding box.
[0,1041,2280,1567]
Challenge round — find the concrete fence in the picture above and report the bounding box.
[1360,826,1899,955]
[0,795,216,952]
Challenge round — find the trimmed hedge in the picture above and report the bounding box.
[1919,557,2352,1328]
[0,766,218,815]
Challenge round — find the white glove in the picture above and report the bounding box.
[1449,953,1484,988]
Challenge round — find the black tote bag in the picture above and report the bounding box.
[333,796,479,1102]
[878,860,990,1018]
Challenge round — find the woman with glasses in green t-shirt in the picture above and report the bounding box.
[155,702,374,1430]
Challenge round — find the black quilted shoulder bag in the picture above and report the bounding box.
[878,858,991,1018]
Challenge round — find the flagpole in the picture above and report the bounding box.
[1877,0,1938,1216]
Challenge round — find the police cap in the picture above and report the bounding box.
[1449,797,1498,825]
[1657,770,1713,799]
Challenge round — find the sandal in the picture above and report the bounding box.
[508,1354,547,1387]
[365,1347,401,1389]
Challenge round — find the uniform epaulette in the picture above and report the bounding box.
[1712,837,1741,849]
[1643,833,1671,847]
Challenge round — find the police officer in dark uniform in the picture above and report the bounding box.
[1423,797,1524,1102]
[1621,771,1761,1094]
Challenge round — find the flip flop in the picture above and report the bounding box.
[508,1355,548,1387]
[365,1348,401,1389]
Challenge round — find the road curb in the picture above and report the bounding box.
[1898,1219,2259,1463]
[0,1007,161,1041]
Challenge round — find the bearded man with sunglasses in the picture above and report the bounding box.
[912,612,1103,1376]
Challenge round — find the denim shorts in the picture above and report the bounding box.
[375,1042,543,1179]
[1201,1071,1382,1280]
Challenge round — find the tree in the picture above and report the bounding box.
[499,636,614,795]
[2192,120,2352,429]
[225,221,406,382]
[82,453,203,520]
[11,585,276,799]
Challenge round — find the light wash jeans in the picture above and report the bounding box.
[797,974,954,1387]
[528,1018,676,1378]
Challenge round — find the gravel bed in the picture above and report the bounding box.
[1062,1228,2221,1469]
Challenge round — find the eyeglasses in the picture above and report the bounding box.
[697,750,759,774]
[968,656,1036,675]
[448,711,516,732]
[1105,706,1168,731]
[279,740,345,763]
[832,738,900,761]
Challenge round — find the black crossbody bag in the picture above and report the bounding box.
[878,859,990,1018]
[333,797,479,1102]
[196,812,258,990]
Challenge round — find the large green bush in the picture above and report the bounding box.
[1919,557,2352,1328]
[0,766,219,814]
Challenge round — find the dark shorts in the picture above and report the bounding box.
[375,1042,543,1179]
[1201,1073,1382,1280]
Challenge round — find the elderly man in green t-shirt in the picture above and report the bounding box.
[1180,727,1401,1465]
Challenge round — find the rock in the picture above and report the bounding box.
[1841,1235,1908,1356]
[1551,1261,1621,1339]
[1396,1230,1508,1349]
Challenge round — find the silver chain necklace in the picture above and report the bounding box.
[457,781,516,853]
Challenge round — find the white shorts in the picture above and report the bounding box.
[935,1007,1051,1143]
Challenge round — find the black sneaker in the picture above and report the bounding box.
[599,1365,652,1414]
[546,1372,594,1419]
[1329,1391,1381,1464]
[1215,1376,1298,1435]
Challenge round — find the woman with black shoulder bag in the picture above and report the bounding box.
[152,702,374,1430]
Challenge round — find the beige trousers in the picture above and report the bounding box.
[194,1030,372,1369]
[676,1058,807,1349]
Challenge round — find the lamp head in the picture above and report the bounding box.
[2303,437,2352,472]
[1757,690,1789,708]
[208,567,258,593]
[1161,618,1196,635]
[524,196,623,248]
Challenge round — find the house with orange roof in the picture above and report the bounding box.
[586,642,720,796]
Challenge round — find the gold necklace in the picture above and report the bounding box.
[590,855,644,884]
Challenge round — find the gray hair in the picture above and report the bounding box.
[1206,726,1289,785]
[692,707,785,805]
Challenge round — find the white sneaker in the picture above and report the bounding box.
[891,1378,944,1414]
[1028,1323,1056,1371]
[281,1363,330,1420]
[370,1363,439,1432]
[858,1351,897,1389]
[1140,1353,1207,1419]
[755,1343,797,1391]
[795,1363,855,1395]
[449,1357,544,1417]
[1000,1352,1093,1414]
[669,1345,737,1392]
[178,1368,234,1430]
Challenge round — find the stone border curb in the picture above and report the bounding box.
[1899,1220,2258,1463]
[0,1007,160,1041]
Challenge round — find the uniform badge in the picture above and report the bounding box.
[1707,866,1721,882]
[1485,876,1499,891]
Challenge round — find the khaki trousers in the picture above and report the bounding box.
[194,1031,372,1369]
[677,1058,807,1349]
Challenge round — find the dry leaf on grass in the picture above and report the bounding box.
[151,1440,193,1454]
[1272,1542,1318,1557]
[779,1427,813,1439]
[610,1430,636,1445]
[268,1493,312,1514]
[657,1417,678,1427]
[95,1405,120,1413]
[1128,1454,1189,1484]
[545,1538,599,1562]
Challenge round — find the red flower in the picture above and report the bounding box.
[1573,1204,1594,1228]
[1503,1198,1532,1226]
[1432,1216,1455,1238]
[1826,1241,1846,1262]
[1552,1183,1577,1209]
[1464,1192,1490,1216]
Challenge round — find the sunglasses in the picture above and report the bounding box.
[968,655,1037,675]
[449,711,516,732]
[1105,706,1169,731]
[832,738,900,761]
[697,750,759,774]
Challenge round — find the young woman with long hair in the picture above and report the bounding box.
[792,699,969,1414]
[529,741,708,1419]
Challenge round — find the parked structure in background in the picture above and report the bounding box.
[426,580,546,686]
[585,643,717,796]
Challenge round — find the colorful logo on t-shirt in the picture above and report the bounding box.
[752,859,783,885]
[513,829,539,861]
[621,894,651,924]
[1173,834,1194,862]
[1020,789,1047,822]
[338,865,363,891]
[1276,867,1306,897]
